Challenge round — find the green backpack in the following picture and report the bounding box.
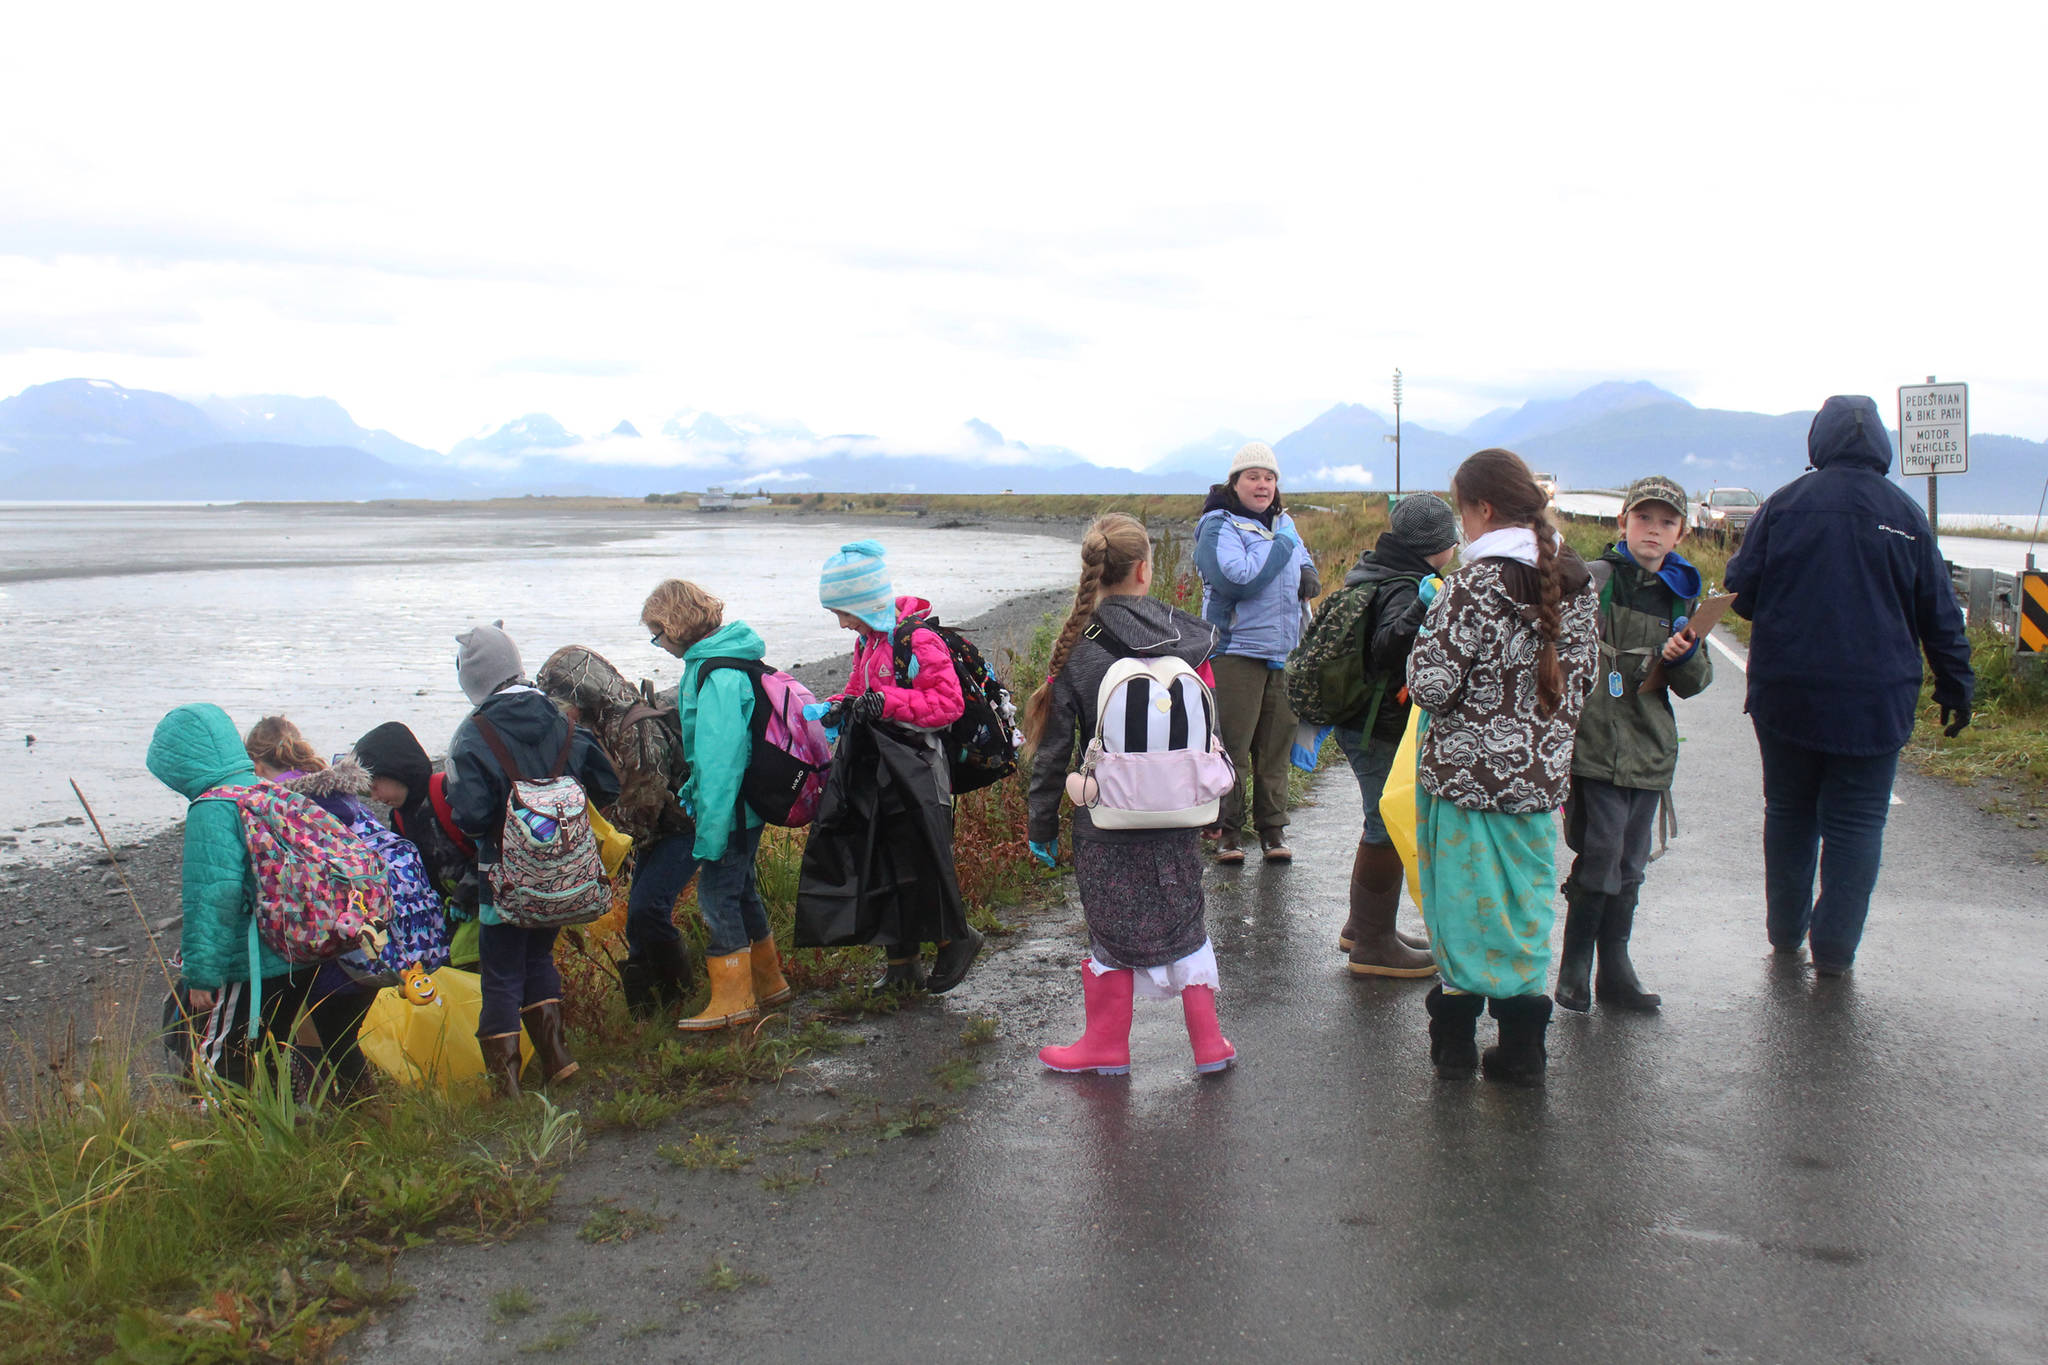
[1285,575,1418,727]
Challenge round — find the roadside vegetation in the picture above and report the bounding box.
[0,616,1069,1364]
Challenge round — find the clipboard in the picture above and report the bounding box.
[1639,592,1733,693]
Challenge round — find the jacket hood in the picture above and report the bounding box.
[1345,531,1439,587]
[1609,541,1703,601]
[1092,595,1218,666]
[535,645,639,724]
[685,619,766,664]
[353,722,434,810]
[1808,395,1893,474]
[279,758,371,800]
[148,703,257,799]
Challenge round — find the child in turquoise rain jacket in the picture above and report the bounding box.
[147,702,359,1092]
[645,578,793,1033]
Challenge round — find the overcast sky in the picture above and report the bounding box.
[2,2,2041,466]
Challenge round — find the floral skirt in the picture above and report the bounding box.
[1416,790,1557,998]
[1073,829,1209,970]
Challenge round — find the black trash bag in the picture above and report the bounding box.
[794,720,968,950]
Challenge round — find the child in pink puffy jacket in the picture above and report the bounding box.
[812,539,981,993]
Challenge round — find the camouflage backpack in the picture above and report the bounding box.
[1284,576,1418,727]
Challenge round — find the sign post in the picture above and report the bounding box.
[1898,377,1968,531]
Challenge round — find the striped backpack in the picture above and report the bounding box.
[1063,626,1236,830]
[471,717,612,928]
[196,781,394,964]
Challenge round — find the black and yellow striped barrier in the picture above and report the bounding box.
[2021,571,2048,654]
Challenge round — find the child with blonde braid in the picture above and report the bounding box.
[1025,513,1234,1075]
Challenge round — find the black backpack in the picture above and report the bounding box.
[890,615,1022,796]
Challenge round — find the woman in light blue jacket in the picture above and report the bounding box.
[1195,441,1320,863]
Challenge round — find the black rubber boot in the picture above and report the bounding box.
[1481,994,1552,1087]
[647,938,695,1010]
[1595,885,1662,1011]
[619,957,659,1019]
[1553,882,1603,1014]
[927,926,985,994]
[1425,984,1484,1078]
[874,952,926,992]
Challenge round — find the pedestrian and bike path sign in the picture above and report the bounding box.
[1898,383,1968,476]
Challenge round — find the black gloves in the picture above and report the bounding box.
[826,690,885,730]
[1941,703,1971,738]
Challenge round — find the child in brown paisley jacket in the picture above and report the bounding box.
[1404,449,1599,1086]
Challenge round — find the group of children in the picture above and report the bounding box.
[151,446,1708,1100]
[152,540,983,1100]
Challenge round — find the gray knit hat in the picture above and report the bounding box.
[455,621,523,706]
[1389,492,1459,555]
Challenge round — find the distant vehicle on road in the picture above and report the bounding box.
[1531,472,1558,504]
[1692,487,1759,536]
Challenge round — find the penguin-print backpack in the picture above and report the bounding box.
[1062,624,1236,830]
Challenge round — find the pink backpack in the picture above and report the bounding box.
[696,658,833,826]
[197,782,395,963]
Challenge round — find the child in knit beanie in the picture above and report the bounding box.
[799,540,982,994]
[456,622,524,705]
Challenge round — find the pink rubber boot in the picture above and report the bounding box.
[1180,985,1236,1073]
[1038,961,1134,1075]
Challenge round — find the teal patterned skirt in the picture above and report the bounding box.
[1416,790,1558,998]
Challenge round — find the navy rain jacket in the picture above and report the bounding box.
[1725,394,1973,755]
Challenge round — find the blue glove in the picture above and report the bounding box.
[1418,574,1443,605]
[1028,839,1058,868]
[801,700,832,723]
[1291,722,1333,771]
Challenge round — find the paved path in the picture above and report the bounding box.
[358,637,2048,1363]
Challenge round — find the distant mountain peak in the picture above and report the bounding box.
[963,417,1006,447]
[610,419,641,438]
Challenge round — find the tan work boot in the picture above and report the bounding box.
[750,937,793,1008]
[679,951,761,1032]
[479,1031,525,1100]
[518,999,579,1084]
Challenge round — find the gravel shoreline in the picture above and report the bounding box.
[0,576,1077,1063]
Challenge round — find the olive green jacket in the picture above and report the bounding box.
[1570,546,1713,792]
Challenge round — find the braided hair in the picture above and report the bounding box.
[1020,512,1153,750]
[1451,447,1567,717]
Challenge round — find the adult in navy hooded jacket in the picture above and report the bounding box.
[1725,394,1972,975]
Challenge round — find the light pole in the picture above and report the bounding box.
[1391,368,1403,495]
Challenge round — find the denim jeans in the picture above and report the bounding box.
[476,923,561,1037]
[1333,725,1399,846]
[681,823,771,958]
[625,832,694,960]
[1754,723,1899,969]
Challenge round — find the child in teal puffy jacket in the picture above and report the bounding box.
[148,702,359,1094]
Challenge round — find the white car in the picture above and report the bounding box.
[1692,486,1760,535]
[1531,472,1558,504]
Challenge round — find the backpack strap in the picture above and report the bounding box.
[470,715,523,784]
[694,657,772,828]
[1082,618,1136,658]
[427,773,476,858]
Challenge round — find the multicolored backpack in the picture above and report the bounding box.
[345,816,453,978]
[471,717,613,928]
[696,658,833,826]
[196,782,394,964]
[891,615,1023,796]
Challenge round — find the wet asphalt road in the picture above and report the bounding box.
[360,635,2048,1363]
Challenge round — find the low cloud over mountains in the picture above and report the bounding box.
[1,377,2040,510]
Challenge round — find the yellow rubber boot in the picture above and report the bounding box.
[750,938,793,1007]
[678,951,760,1032]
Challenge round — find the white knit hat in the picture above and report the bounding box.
[1228,441,1279,481]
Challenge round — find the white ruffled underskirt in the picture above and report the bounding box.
[1087,939,1220,1000]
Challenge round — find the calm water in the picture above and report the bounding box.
[0,505,1076,862]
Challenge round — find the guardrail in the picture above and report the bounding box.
[1950,564,2022,637]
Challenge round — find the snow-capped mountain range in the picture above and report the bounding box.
[1,377,2041,508]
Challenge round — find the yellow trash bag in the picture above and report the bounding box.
[588,804,635,880]
[358,967,531,1091]
[1377,705,1427,910]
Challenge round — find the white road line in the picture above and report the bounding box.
[1707,633,1747,673]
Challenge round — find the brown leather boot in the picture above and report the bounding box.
[1339,844,1430,953]
[479,1031,524,1100]
[518,1000,579,1084]
[1345,845,1437,978]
